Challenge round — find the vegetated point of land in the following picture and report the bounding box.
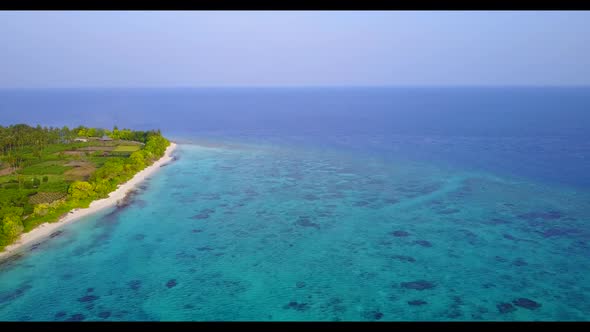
[0,124,170,250]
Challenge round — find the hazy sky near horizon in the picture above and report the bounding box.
[1,11,589,88]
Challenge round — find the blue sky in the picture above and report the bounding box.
[1,11,589,87]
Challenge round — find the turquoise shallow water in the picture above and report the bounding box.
[0,141,589,321]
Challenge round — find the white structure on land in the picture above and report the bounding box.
[73,138,88,142]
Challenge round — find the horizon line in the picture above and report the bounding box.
[1,84,590,90]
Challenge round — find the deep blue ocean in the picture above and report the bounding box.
[0,87,589,321]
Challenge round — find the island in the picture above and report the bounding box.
[0,124,176,258]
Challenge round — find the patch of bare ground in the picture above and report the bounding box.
[0,166,16,176]
[64,161,96,181]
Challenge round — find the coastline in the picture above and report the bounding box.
[0,142,178,260]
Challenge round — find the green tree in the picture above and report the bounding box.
[87,128,98,138]
[68,181,96,200]
[1,213,23,240]
[34,203,50,216]
[129,151,146,170]
[77,127,88,137]
[93,179,113,197]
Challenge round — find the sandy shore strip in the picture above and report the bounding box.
[0,142,178,260]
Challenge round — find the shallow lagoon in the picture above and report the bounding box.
[1,139,589,321]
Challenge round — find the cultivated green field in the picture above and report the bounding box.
[112,145,141,152]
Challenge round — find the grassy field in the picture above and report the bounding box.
[112,145,141,152]
[18,161,71,175]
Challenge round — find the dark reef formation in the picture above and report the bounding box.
[361,310,384,320]
[295,216,320,229]
[98,311,111,319]
[408,300,427,306]
[497,302,516,314]
[54,311,67,319]
[392,255,416,263]
[128,280,141,291]
[166,279,177,288]
[283,301,309,311]
[513,298,541,310]
[65,313,85,321]
[400,280,436,290]
[78,295,99,303]
[391,230,410,237]
[413,240,432,247]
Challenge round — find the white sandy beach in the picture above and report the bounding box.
[0,142,178,260]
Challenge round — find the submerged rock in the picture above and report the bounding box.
[191,213,209,220]
[458,229,479,245]
[78,295,99,303]
[54,311,67,319]
[512,258,528,267]
[128,280,141,291]
[66,313,86,321]
[446,310,462,318]
[392,255,416,263]
[0,253,24,268]
[0,283,32,304]
[495,256,508,263]
[283,301,309,311]
[438,208,460,215]
[400,280,436,290]
[303,194,319,201]
[295,217,320,229]
[408,300,427,306]
[98,311,111,319]
[49,231,63,239]
[413,240,432,247]
[391,230,410,237]
[497,302,516,314]
[512,298,541,310]
[361,310,383,320]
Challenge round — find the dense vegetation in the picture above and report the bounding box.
[0,124,170,250]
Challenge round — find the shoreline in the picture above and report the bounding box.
[0,142,178,260]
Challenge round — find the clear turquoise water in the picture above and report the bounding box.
[1,140,589,321]
[1,87,590,320]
